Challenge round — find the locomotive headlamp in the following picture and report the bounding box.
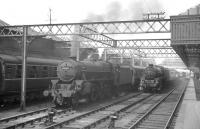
[43,90,50,96]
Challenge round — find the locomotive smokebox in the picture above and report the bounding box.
[57,60,78,82]
[70,26,80,61]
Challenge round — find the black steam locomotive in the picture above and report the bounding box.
[44,57,144,107]
[0,54,62,104]
[139,64,170,92]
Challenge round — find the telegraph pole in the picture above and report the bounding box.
[49,8,52,24]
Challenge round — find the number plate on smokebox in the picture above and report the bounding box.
[145,80,154,83]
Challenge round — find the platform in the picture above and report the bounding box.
[174,78,200,129]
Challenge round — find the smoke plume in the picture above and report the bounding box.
[84,0,164,22]
[71,0,164,59]
[70,26,80,58]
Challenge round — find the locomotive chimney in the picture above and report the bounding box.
[70,26,80,61]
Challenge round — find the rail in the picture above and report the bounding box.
[128,83,187,129]
[44,93,145,129]
[163,81,188,129]
[0,93,141,129]
[0,107,50,123]
[128,88,176,129]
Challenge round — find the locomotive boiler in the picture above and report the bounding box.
[45,57,144,107]
[139,64,169,92]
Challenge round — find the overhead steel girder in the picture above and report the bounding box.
[0,20,174,58]
[0,26,23,37]
[105,47,178,58]
[80,39,171,48]
[0,24,118,48]
[0,20,170,49]
[0,25,116,46]
[80,39,177,58]
[78,25,116,47]
[105,49,144,58]
[0,19,170,37]
[141,48,178,57]
[117,39,171,48]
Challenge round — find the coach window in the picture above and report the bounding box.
[16,65,22,78]
[32,66,37,77]
[0,63,2,81]
[52,66,57,77]
[48,66,53,77]
[5,64,16,79]
[43,66,48,77]
[27,66,36,78]
[36,66,42,77]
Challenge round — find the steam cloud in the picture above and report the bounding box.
[71,0,164,59]
[70,26,81,58]
[84,0,164,22]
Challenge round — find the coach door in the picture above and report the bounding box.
[0,61,4,91]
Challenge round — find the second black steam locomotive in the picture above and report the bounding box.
[44,56,144,107]
[139,64,171,92]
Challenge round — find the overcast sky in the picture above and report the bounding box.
[0,0,199,25]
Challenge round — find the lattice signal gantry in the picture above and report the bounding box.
[0,19,170,37]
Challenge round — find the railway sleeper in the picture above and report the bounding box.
[141,121,167,126]
[143,120,166,124]
[0,110,72,129]
[137,125,165,129]
[49,94,151,129]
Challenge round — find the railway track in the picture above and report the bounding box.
[42,87,183,129]
[42,93,153,129]
[0,83,186,129]
[0,93,141,129]
[127,85,186,129]
[0,107,54,123]
[93,92,168,129]
[0,107,72,129]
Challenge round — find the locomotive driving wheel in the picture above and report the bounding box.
[72,94,79,109]
[90,87,98,102]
